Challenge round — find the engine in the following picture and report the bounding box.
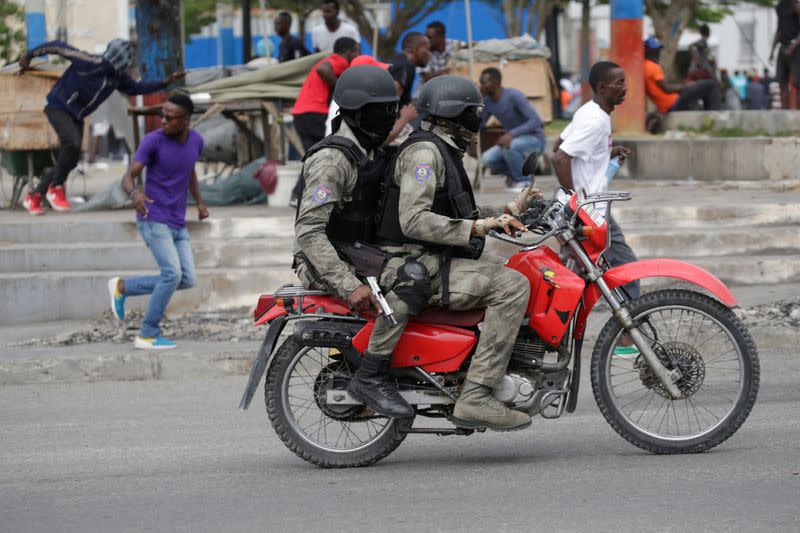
[493,327,571,414]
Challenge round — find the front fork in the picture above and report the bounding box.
[566,239,683,399]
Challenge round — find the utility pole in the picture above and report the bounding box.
[134,0,184,83]
[55,0,68,42]
[545,6,562,119]
[242,0,252,63]
[134,0,184,134]
[610,0,645,133]
[580,0,591,104]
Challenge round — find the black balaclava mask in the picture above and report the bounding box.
[340,101,399,150]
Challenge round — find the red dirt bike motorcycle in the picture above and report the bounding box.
[240,185,759,468]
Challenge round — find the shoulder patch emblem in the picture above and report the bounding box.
[312,184,333,204]
[414,163,432,182]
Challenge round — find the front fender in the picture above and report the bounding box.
[574,259,737,341]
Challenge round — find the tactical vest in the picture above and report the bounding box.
[300,135,391,244]
[376,129,481,254]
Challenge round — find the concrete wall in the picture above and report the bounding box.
[619,137,800,181]
[665,111,800,136]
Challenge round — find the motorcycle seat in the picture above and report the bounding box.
[412,307,486,327]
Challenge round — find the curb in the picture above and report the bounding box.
[0,327,794,386]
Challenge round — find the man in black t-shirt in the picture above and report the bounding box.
[770,0,800,108]
[275,11,309,63]
[385,32,430,143]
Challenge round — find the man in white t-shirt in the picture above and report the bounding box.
[312,0,361,52]
[552,61,640,355]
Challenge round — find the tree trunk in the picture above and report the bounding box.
[645,0,697,81]
[502,0,515,37]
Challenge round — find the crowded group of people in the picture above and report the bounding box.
[643,0,800,129]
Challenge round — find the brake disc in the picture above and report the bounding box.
[635,341,706,399]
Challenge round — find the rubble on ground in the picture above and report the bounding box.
[7,299,799,349]
[734,300,800,328]
[8,307,261,347]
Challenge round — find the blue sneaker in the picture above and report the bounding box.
[108,277,125,320]
[134,336,177,350]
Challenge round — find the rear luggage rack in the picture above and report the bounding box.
[273,283,330,298]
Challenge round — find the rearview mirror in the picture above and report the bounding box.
[522,152,539,179]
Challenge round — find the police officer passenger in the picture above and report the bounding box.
[368,76,540,431]
[292,65,414,418]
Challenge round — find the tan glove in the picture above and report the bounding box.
[474,214,525,237]
[506,186,544,216]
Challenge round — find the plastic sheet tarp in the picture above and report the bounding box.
[187,52,327,102]
[451,35,551,65]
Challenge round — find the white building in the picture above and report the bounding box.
[13,0,130,54]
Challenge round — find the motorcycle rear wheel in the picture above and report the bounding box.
[591,289,759,454]
[265,335,413,468]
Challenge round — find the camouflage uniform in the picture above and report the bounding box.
[367,122,530,388]
[292,121,364,299]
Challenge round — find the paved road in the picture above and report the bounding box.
[2,343,798,533]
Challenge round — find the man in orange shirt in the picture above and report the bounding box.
[644,36,720,114]
[290,37,360,205]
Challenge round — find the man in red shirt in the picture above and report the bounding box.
[290,37,359,205]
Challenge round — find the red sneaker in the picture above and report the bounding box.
[46,185,71,212]
[22,192,46,216]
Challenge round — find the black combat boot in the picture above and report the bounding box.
[347,354,414,418]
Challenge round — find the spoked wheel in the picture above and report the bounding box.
[265,335,413,468]
[591,289,759,454]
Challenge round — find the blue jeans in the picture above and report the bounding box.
[124,221,196,338]
[481,134,545,183]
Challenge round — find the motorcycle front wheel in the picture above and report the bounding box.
[591,289,759,454]
[265,335,413,468]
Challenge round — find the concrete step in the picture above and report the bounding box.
[0,214,296,244]
[0,239,295,273]
[2,255,799,325]
[3,225,796,273]
[2,204,799,244]
[625,225,800,258]
[689,255,800,286]
[0,267,297,324]
[613,203,800,228]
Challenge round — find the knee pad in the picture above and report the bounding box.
[392,258,430,315]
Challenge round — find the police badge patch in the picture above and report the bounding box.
[312,184,332,204]
[414,163,432,182]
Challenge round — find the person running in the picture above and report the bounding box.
[18,38,184,215]
[108,93,208,350]
[552,61,639,357]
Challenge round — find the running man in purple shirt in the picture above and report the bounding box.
[478,67,546,191]
[107,93,208,350]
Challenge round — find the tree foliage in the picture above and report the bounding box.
[184,0,225,41]
[498,0,570,39]
[0,0,25,65]
[339,0,455,60]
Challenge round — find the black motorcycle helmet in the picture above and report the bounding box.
[333,65,399,110]
[332,65,399,149]
[416,75,482,118]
